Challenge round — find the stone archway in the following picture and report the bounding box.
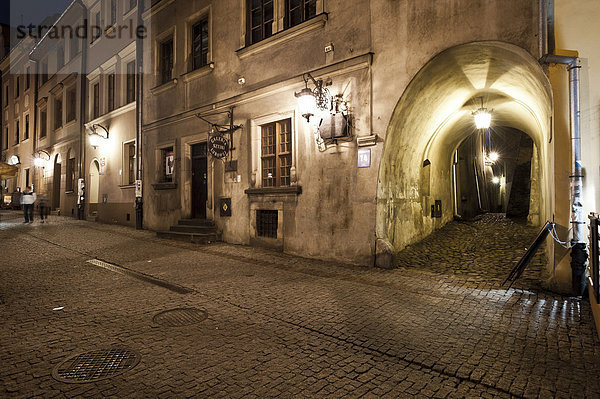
[376,41,553,267]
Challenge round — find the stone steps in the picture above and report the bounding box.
[157,219,220,244]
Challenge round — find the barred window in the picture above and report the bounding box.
[261,119,292,187]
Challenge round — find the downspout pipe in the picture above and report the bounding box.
[135,0,144,229]
[540,54,588,295]
[75,0,88,220]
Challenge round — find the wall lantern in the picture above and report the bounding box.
[492,176,500,184]
[8,155,20,165]
[89,124,110,149]
[295,72,330,122]
[33,150,50,167]
[472,97,492,129]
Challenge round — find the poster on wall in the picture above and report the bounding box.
[165,150,174,179]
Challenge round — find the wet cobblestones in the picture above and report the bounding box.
[1,211,599,398]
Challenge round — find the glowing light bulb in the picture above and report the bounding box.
[473,108,491,129]
[488,152,499,162]
[492,176,500,184]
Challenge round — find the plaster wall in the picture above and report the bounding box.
[550,0,600,293]
[142,0,544,266]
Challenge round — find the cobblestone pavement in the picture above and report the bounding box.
[1,211,599,398]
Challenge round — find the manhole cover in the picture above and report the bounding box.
[52,348,140,383]
[153,308,208,327]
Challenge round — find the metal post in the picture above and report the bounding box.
[135,0,144,229]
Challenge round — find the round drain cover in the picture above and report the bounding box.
[153,307,208,326]
[52,348,140,383]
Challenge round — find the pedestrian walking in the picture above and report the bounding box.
[21,186,36,223]
[38,191,49,223]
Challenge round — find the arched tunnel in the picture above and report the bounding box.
[376,41,553,271]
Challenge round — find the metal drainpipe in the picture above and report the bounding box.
[134,0,144,229]
[76,0,88,220]
[540,53,587,295]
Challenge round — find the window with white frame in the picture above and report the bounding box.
[54,94,63,130]
[24,114,29,140]
[124,141,136,185]
[191,17,209,70]
[57,43,65,70]
[92,81,100,119]
[40,108,47,138]
[107,73,115,112]
[159,37,174,84]
[126,60,135,103]
[261,118,292,187]
[15,119,19,144]
[66,85,76,122]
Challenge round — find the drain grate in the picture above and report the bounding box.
[52,348,140,383]
[153,308,208,327]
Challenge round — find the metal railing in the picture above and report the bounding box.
[589,213,600,303]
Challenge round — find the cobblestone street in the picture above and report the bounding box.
[1,211,599,398]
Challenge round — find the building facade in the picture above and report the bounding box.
[1,0,599,294]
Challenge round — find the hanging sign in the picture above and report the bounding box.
[208,135,229,159]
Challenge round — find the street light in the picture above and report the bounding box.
[294,72,330,122]
[492,176,500,184]
[89,124,109,149]
[488,151,499,162]
[33,150,50,167]
[472,97,492,129]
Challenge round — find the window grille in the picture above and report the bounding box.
[257,210,278,238]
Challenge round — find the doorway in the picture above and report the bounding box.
[89,160,100,214]
[52,155,61,210]
[191,142,208,219]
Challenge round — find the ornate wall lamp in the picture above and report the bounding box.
[295,72,331,122]
[89,124,110,149]
[33,150,50,167]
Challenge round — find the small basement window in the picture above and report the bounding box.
[256,210,278,238]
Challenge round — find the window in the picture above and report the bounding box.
[3,127,7,149]
[92,12,101,42]
[248,0,273,44]
[261,119,292,187]
[66,157,76,192]
[92,82,100,119]
[25,67,30,90]
[124,141,136,184]
[4,85,8,105]
[24,115,29,140]
[285,0,316,28]
[126,61,135,103]
[57,43,64,70]
[109,0,117,26]
[126,0,137,13]
[160,38,174,84]
[257,210,278,238]
[161,146,174,182]
[70,34,78,59]
[25,168,30,188]
[15,120,19,144]
[54,96,63,130]
[107,74,115,112]
[40,109,47,138]
[41,60,48,85]
[15,76,19,98]
[66,86,76,122]
[191,18,209,70]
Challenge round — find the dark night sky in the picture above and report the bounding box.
[3,0,72,27]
